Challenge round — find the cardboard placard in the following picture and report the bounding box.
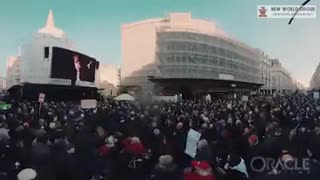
[81,99,97,109]
[96,126,106,137]
[38,93,46,103]
[185,129,201,158]
[242,95,249,102]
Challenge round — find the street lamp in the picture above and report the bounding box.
[231,83,236,99]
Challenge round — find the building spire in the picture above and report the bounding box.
[46,9,55,28]
[38,9,65,38]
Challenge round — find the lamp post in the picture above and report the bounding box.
[270,69,273,95]
[231,83,236,99]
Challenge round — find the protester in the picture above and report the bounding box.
[184,160,216,180]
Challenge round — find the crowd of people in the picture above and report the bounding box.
[1,92,320,180]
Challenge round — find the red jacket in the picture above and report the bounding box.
[184,172,216,180]
[122,138,145,156]
[98,145,110,157]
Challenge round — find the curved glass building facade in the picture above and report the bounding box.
[156,31,261,84]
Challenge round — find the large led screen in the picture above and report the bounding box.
[51,47,97,86]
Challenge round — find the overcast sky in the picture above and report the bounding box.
[0,0,319,87]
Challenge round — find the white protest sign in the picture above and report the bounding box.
[250,91,257,95]
[185,129,201,158]
[81,99,97,109]
[314,92,319,100]
[96,126,106,137]
[242,95,249,102]
[38,93,46,103]
[205,94,211,102]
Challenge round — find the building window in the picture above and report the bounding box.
[182,55,187,64]
[167,56,174,64]
[219,58,225,67]
[210,56,217,66]
[191,44,198,52]
[176,55,182,64]
[188,56,196,64]
[220,48,225,57]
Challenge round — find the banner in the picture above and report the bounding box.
[81,99,97,109]
[205,94,211,102]
[314,92,319,99]
[250,91,257,95]
[242,95,249,102]
[266,96,272,101]
[257,5,316,19]
[185,129,201,158]
[219,74,234,80]
[96,126,106,137]
[38,93,46,103]
[0,104,11,110]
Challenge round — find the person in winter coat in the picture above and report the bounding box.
[122,136,146,157]
[31,135,51,166]
[151,155,182,180]
[195,139,211,162]
[172,123,188,168]
[149,128,166,161]
[262,127,289,159]
[184,161,216,180]
[308,124,320,159]
[246,134,264,178]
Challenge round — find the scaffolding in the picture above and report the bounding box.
[154,30,262,85]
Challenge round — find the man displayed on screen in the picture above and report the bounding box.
[72,54,81,86]
[81,60,95,82]
[51,47,97,86]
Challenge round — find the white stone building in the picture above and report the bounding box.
[270,59,294,93]
[0,77,6,90]
[98,64,120,96]
[6,56,21,88]
[310,62,320,90]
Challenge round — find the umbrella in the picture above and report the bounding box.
[114,94,135,101]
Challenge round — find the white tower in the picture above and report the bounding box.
[38,10,66,39]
